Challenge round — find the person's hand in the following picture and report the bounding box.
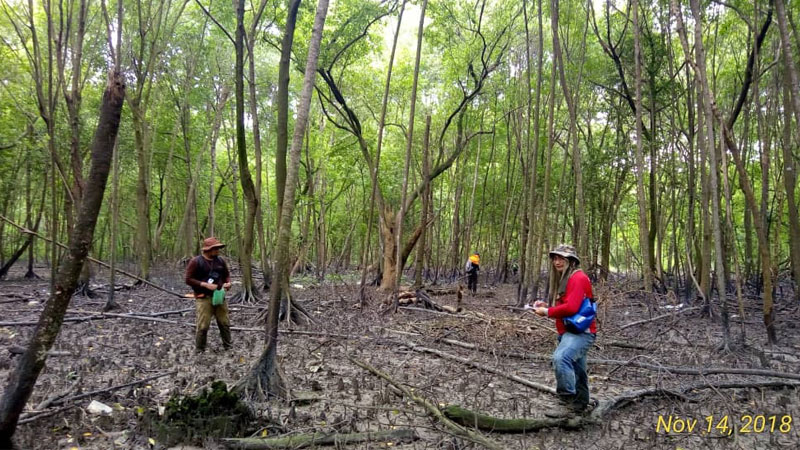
[223,282,232,289]
[533,300,547,309]
[533,306,548,317]
[203,282,219,291]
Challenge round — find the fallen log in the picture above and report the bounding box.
[447,379,800,433]
[221,429,419,449]
[443,405,585,432]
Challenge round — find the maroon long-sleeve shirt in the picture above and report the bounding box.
[547,270,596,334]
[185,255,231,298]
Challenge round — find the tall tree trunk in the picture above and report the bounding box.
[209,85,230,238]
[633,0,654,292]
[689,0,731,345]
[522,0,544,305]
[551,0,587,258]
[775,0,800,299]
[275,0,302,224]
[131,104,153,280]
[359,0,406,306]
[24,130,39,280]
[240,0,328,400]
[248,0,272,290]
[0,71,124,447]
[234,0,259,303]
[538,50,558,300]
[414,116,432,287]
[104,140,121,312]
[392,0,428,311]
[463,117,482,276]
[674,0,773,344]
[448,164,463,277]
[782,65,800,300]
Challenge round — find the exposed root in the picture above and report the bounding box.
[23,269,40,279]
[74,281,96,298]
[230,288,261,305]
[234,353,289,403]
[102,298,122,312]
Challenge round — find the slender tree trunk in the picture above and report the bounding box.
[775,0,800,298]
[782,65,800,300]
[414,116,432,287]
[674,0,774,344]
[449,165,463,276]
[551,0,588,258]
[104,140,121,311]
[248,0,272,290]
[537,51,558,299]
[131,105,153,280]
[275,0,302,224]
[234,0,259,303]
[240,0,328,400]
[358,0,406,306]
[690,0,730,345]
[523,0,545,304]
[633,0,654,292]
[463,116,482,273]
[23,123,40,279]
[392,0,428,311]
[209,86,230,238]
[0,71,124,447]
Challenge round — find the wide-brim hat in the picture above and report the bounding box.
[202,237,226,252]
[549,244,580,265]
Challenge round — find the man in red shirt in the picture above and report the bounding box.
[533,244,596,417]
[185,237,233,353]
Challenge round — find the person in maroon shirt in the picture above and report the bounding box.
[185,237,233,353]
[533,244,596,417]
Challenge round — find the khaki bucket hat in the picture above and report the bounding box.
[548,244,580,265]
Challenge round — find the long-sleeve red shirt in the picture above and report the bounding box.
[185,255,231,298]
[547,269,596,335]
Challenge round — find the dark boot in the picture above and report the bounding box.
[195,328,208,353]
[219,324,232,350]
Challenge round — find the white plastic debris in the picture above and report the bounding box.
[87,400,113,416]
[291,284,305,290]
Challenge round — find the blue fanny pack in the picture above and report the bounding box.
[563,297,596,333]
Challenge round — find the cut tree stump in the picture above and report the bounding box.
[221,428,419,449]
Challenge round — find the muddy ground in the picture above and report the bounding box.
[1,263,799,449]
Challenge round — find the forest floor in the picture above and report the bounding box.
[1,263,800,450]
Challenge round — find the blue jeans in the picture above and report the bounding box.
[552,331,595,406]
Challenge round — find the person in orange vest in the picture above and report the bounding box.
[465,252,480,294]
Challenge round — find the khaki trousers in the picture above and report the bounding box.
[195,298,232,351]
